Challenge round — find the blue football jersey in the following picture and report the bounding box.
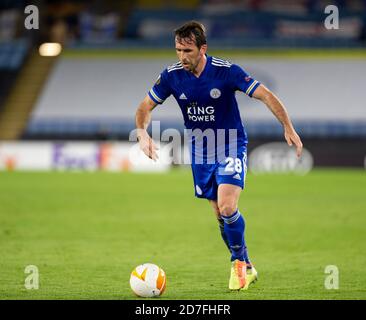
[148,55,260,162]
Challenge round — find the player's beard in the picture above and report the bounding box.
[184,60,199,73]
[182,60,192,70]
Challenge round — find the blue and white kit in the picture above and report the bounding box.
[148,56,260,200]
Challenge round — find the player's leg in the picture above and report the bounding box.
[217,184,245,289]
[215,148,252,265]
[208,200,230,251]
[217,184,250,263]
[217,184,257,290]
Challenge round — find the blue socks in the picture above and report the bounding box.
[218,218,231,251]
[221,210,250,263]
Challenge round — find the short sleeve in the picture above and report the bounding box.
[148,69,171,104]
[230,64,260,97]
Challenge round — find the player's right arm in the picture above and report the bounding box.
[135,95,159,161]
[136,69,172,160]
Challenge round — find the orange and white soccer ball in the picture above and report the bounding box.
[130,263,166,297]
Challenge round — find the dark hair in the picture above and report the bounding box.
[174,21,207,48]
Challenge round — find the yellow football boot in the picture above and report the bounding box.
[229,259,247,290]
[242,265,258,290]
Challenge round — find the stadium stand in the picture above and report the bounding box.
[0,0,365,166]
[0,40,30,111]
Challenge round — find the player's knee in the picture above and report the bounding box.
[218,202,237,217]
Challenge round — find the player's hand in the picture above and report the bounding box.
[137,130,159,161]
[284,126,303,158]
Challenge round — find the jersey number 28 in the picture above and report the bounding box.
[224,157,243,173]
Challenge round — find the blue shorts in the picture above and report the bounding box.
[191,148,248,200]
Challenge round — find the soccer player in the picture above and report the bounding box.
[135,21,303,290]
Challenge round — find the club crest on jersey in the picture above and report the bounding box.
[210,88,221,99]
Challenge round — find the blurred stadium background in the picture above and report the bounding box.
[0,0,366,300]
[1,0,366,169]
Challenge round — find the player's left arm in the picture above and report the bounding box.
[252,84,303,158]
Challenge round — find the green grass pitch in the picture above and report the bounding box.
[0,169,365,300]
